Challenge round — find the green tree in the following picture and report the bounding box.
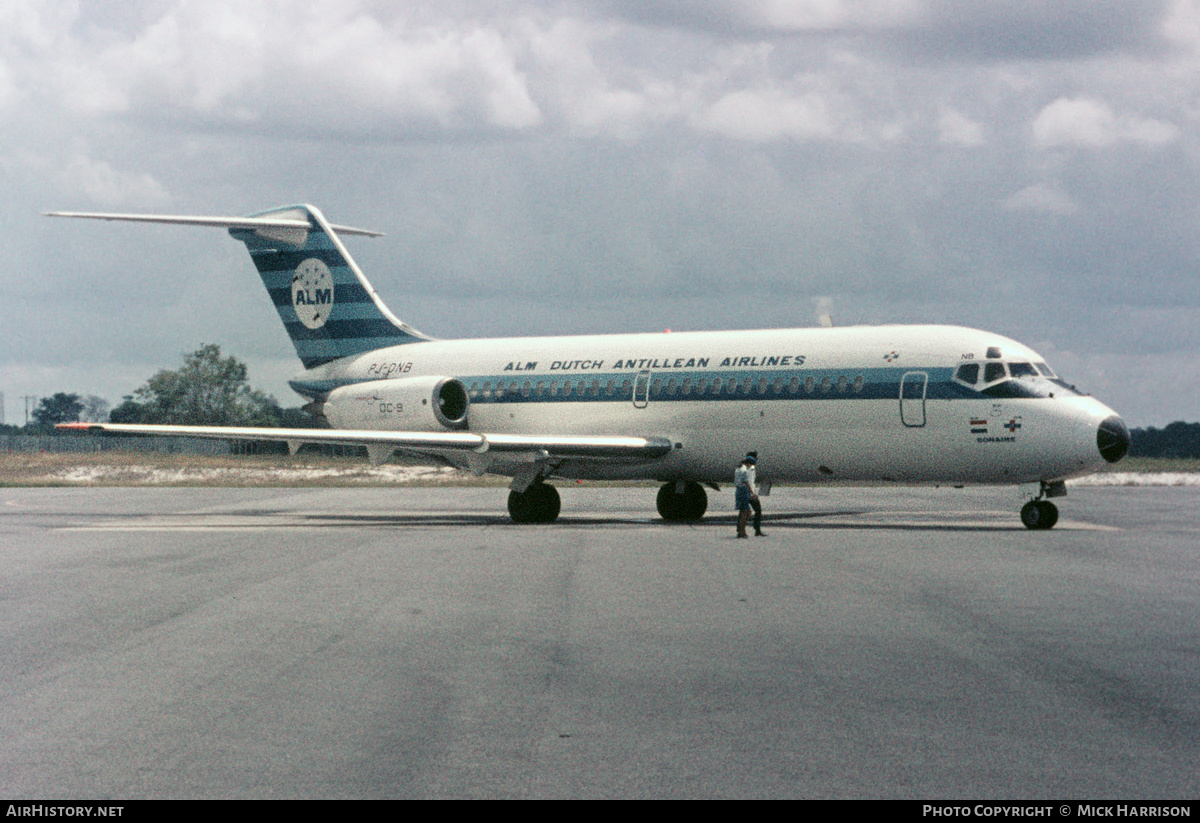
[1130,421,1200,459]
[120,344,286,426]
[80,395,110,423]
[31,392,84,426]
[109,395,148,424]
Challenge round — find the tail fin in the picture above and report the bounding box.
[45,204,430,369]
[230,205,428,368]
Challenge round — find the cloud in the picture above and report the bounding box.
[602,0,934,35]
[0,57,15,113]
[896,0,1171,62]
[1161,0,1200,51]
[1002,182,1080,215]
[38,2,543,137]
[605,0,1170,62]
[937,106,985,146]
[1032,96,1180,148]
[724,0,925,31]
[57,154,169,207]
[523,16,674,138]
[698,86,836,141]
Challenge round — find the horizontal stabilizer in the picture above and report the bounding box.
[43,211,383,237]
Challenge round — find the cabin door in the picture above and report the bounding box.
[900,371,928,427]
[633,370,651,408]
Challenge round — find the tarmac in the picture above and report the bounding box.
[1,484,1198,798]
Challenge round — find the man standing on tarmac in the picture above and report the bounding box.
[735,453,765,538]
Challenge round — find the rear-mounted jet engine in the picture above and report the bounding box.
[322,376,469,431]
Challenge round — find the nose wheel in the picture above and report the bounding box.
[1020,499,1059,530]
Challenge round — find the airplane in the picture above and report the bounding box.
[47,204,1130,529]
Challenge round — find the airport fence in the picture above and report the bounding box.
[3,434,229,455]
[1,434,367,458]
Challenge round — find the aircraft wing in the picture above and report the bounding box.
[55,422,673,468]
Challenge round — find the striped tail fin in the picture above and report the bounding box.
[45,204,430,369]
[230,204,429,368]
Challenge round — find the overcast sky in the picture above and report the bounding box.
[3,0,1199,426]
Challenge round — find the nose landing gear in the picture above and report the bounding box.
[1020,480,1064,530]
[1020,499,1058,530]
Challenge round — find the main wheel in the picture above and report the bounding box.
[508,482,561,524]
[1020,500,1058,530]
[656,481,708,521]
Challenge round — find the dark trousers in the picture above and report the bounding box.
[750,497,762,532]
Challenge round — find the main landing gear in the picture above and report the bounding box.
[1020,481,1064,530]
[506,478,709,524]
[507,480,561,524]
[656,481,708,522]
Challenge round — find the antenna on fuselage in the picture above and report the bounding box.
[815,296,834,327]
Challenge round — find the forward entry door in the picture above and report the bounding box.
[900,371,928,427]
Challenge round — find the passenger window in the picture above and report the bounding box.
[955,363,979,384]
[983,362,1007,383]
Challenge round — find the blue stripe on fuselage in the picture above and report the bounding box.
[291,367,1000,403]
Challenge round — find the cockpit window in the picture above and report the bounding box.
[956,355,1081,397]
[955,363,979,385]
[983,362,1007,383]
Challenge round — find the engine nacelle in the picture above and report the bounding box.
[322,376,469,431]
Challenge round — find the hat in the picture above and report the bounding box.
[742,455,756,464]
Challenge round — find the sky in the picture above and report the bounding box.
[3,0,1199,427]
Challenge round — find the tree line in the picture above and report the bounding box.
[5,345,318,434]
[1128,421,1200,459]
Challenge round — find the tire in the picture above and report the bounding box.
[1020,500,1058,530]
[508,482,561,524]
[656,481,708,521]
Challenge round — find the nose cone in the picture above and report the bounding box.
[1097,415,1130,463]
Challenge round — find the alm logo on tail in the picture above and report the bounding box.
[292,258,334,329]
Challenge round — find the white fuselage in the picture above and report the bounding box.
[303,324,1121,488]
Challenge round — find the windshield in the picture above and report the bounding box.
[953,358,1082,398]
